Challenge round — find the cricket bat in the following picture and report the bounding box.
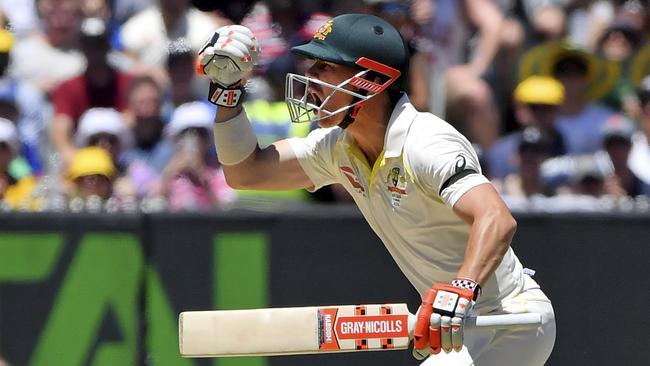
[179,303,541,357]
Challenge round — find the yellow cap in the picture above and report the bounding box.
[0,29,14,53]
[68,147,116,181]
[514,76,565,105]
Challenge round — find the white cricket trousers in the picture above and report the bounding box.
[421,275,556,366]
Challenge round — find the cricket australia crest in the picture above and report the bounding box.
[313,19,333,40]
[386,167,407,207]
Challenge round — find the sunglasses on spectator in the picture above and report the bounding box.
[88,133,119,146]
[76,174,111,185]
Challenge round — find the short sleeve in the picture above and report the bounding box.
[410,130,490,207]
[287,127,341,191]
[51,78,82,120]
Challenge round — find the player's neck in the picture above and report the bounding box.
[345,98,392,167]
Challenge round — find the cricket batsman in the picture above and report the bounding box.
[196,13,555,365]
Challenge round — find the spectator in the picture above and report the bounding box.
[610,0,648,41]
[596,18,645,114]
[597,20,643,63]
[0,28,48,174]
[162,102,234,211]
[122,76,172,171]
[9,0,86,92]
[165,41,207,106]
[521,43,622,154]
[494,126,554,198]
[487,76,566,178]
[120,0,223,81]
[0,118,36,208]
[552,49,622,154]
[121,76,173,199]
[600,115,649,197]
[538,151,612,198]
[629,75,650,190]
[66,146,116,200]
[74,107,132,169]
[409,0,504,148]
[50,17,133,166]
[540,150,615,198]
[570,161,608,197]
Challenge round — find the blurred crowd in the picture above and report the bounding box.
[0,0,648,213]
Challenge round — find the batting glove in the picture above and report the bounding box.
[196,25,260,107]
[412,279,480,360]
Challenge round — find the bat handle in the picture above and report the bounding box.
[464,313,542,329]
[407,312,542,337]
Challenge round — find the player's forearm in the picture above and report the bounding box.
[213,106,261,188]
[213,108,309,190]
[456,208,517,286]
[215,105,243,123]
[220,153,265,189]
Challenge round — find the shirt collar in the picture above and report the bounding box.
[384,93,417,158]
[341,94,417,156]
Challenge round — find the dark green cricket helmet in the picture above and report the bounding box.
[291,13,410,75]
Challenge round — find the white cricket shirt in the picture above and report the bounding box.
[288,95,525,311]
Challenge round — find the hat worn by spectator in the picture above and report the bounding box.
[519,41,620,101]
[518,126,552,154]
[0,117,18,155]
[165,102,215,139]
[75,108,131,147]
[514,76,565,106]
[0,29,13,85]
[68,146,116,181]
[0,29,14,54]
[601,115,637,142]
[572,153,612,185]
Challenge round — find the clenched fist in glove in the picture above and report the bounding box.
[412,278,481,360]
[196,25,260,107]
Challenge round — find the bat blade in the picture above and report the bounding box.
[179,304,541,358]
[179,304,411,357]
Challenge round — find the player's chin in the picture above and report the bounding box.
[317,113,344,128]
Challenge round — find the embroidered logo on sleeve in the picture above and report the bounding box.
[454,154,467,173]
